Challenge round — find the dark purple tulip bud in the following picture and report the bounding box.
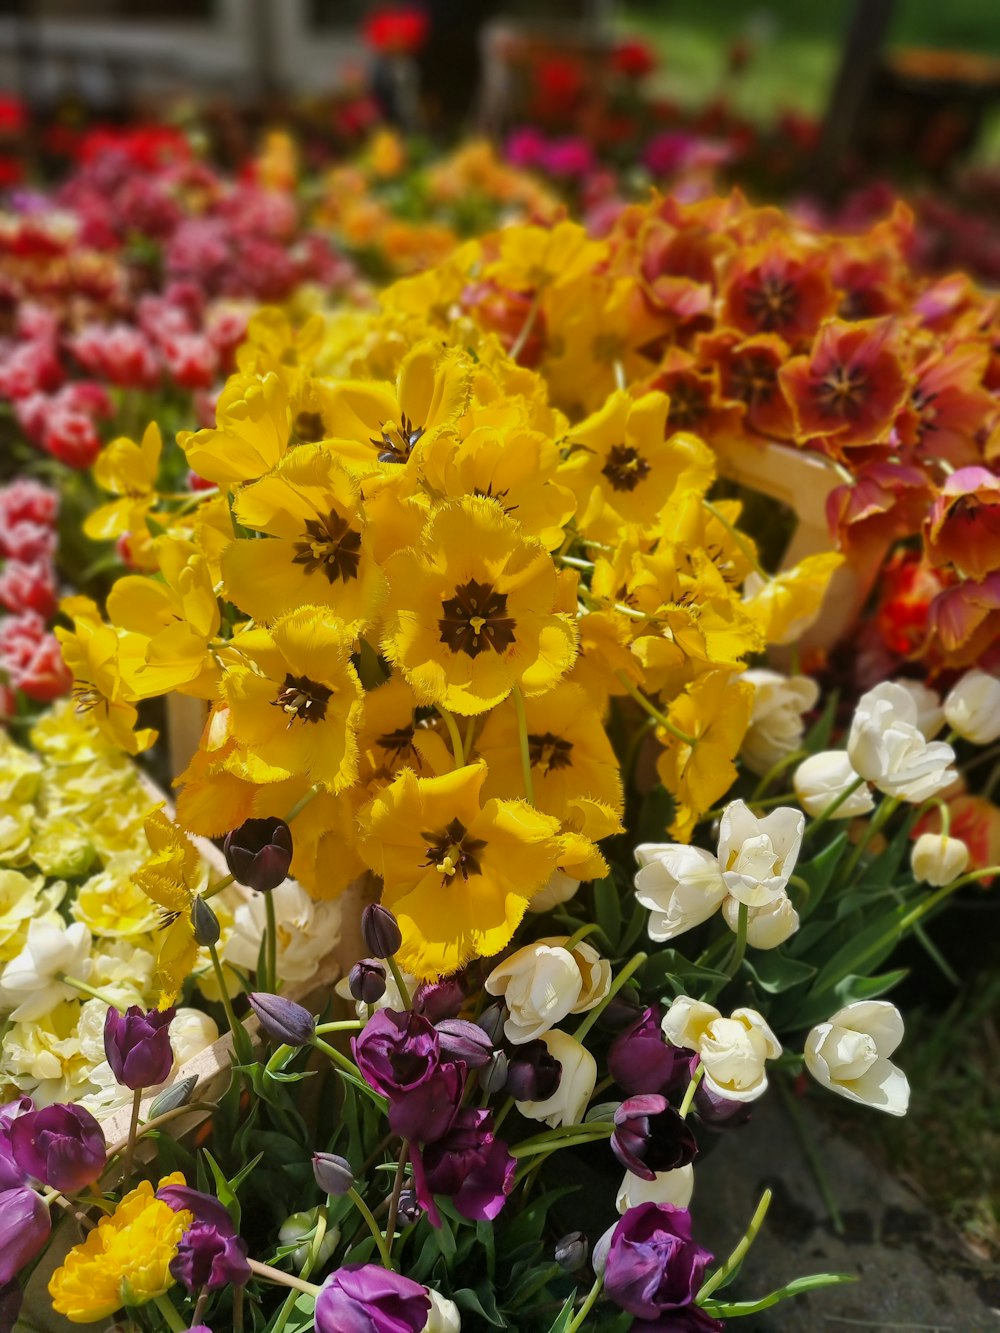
[504,1039,562,1102]
[0,1187,50,1284]
[349,959,386,1005]
[313,1152,354,1196]
[413,975,466,1023]
[395,1187,422,1228]
[478,1050,509,1096]
[9,1103,105,1194]
[171,1223,251,1292]
[599,989,644,1030]
[609,1006,699,1097]
[315,1265,430,1333]
[387,1061,464,1145]
[555,1231,589,1272]
[352,1009,440,1099]
[611,1095,698,1182]
[693,1079,753,1131]
[413,1107,516,1223]
[435,1019,494,1068]
[248,992,315,1047]
[603,1202,713,1319]
[224,817,292,893]
[361,903,402,959]
[104,1004,175,1090]
[476,1001,507,1046]
[191,895,221,947]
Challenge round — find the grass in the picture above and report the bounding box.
[619,0,1000,158]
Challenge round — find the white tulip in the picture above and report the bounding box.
[486,942,584,1044]
[793,750,873,818]
[169,1008,221,1066]
[634,844,728,941]
[661,996,781,1103]
[910,833,969,886]
[943,669,1000,745]
[616,1163,694,1214]
[804,1000,909,1116]
[516,1029,597,1128]
[592,1222,616,1277]
[527,870,580,913]
[847,682,957,802]
[717,800,804,908]
[425,1288,462,1332]
[894,679,944,738]
[223,881,340,983]
[740,670,820,775]
[0,918,92,1021]
[722,890,799,949]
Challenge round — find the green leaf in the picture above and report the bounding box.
[636,784,674,846]
[797,831,848,918]
[202,1148,262,1228]
[543,1292,578,1333]
[453,1287,507,1327]
[742,952,816,994]
[809,903,908,995]
[641,948,728,998]
[592,876,622,950]
[701,1270,856,1316]
[833,969,908,1007]
[803,689,839,752]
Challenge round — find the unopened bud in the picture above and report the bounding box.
[555,1231,589,1272]
[478,1050,509,1095]
[191,896,221,947]
[476,1001,506,1046]
[435,1018,494,1068]
[395,1186,422,1227]
[147,1075,198,1120]
[506,1039,562,1102]
[312,1152,354,1196]
[361,903,402,959]
[224,817,293,893]
[248,992,315,1047]
[349,959,386,1005]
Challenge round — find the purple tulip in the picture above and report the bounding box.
[0,1187,50,1284]
[609,1008,700,1097]
[170,1222,251,1292]
[315,1264,429,1333]
[224,817,292,892]
[361,903,403,959]
[352,1009,441,1099]
[632,1309,725,1332]
[104,1004,175,1090]
[434,1019,494,1069]
[9,1103,105,1195]
[156,1184,235,1234]
[611,1096,698,1182]
[693,1080,753,1131]
[388,1059,464,1145]
[349,959,387,1005]
[504,1039,562,1102]
[248,992,315,1047]
[0,1097,33,1190]
[604,1203,714,1318]
[413,1107,516,1223]
[413,975,467,1023]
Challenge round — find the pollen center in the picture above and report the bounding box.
[292,512,362,583]
[816,364,868,418]
[421,818,487,882]
[438,578,516,658]
[272,672,333,724]
[727,353,777,407]
[743,275,798,332]
[602,444,651,493]
[528,731,574,773]
[370,411,424,464]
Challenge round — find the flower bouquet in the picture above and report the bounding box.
[4,214,998,1333]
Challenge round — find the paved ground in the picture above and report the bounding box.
[693,1095,1000,1332]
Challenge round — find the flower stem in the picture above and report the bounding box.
[839,795,899,884]
[247,1258,321,1296]
[386,954,412,1008]
[677,1063,705,1119]
[122,1087,142,1183]
[563,922,602,951]
[775,1076,843,1234]
[265,890,278,993]
[151,1294,187,1333]
[312,1037,387,1109]
[273,1206,328,1333]
[511,1126,614,1159]
[802,776,867,840]
[509,286,543,361]
[696,1188,772,1303]
[614,672,697,746]
[384,1140,410,1252]
[59,974,117,1006]
[573,951,647,1044]
[751,749,807,802]
[348,1185,395,1269]
[511,684,535,805]
[207,941,254,1067]
[314,1020,363,1035]
[437,706,465,767]
[566,1274,604,1333]
[702,499,769,580]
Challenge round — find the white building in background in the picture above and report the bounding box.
[0,1,369,105]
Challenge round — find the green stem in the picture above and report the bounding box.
[59,974,117,1006]
[511,684,535,805]
[511,1126,614,1159]
[751,749,807,801]
[207,942,254,1067]
[705,902,748,1002]
[702,499,769,580]
[775,1077,843,1234]
[385,955,412,1008]
[565,1275,604,1333]
[314,1020,363,1035]
[614,672,697,747]
[563,922,602,952]
[312,1037,387,1108]
[436,706,465,768]
[348,1185,395,1269]
[247,1258,321,1296]
[122,1087,142,1183]
[272,1206,329,1333]
[677,1063,705,1119]
[839,795,899,884]
[558,553,595,572]
[151,1294,186,1333]
[802,776,867,841]
[384,1140,410,1251]
[573,951,647,1044]
[696,1188,772,1303]
[265,890,278,993]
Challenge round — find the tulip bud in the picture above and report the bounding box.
[104,1004,175,1090]
[348,959,386,1005]
[278,1208,339,1270]
[0,1186,50,1285]
[191,896,221,947]
[478,1050,509,1095]
[413,975,466,1022]
[312,1152,354,1196]
[610,1095,698,1180]
[504,1039,562,1102]
[248,992,315,1047]
[224,817,293,893]
[554,1231,589,1272]
[394,1187,422,1227]
[910,832,970,886]
[435,1018,494,1068]
[476,1001,507,1046]
[361,903,402,959]
[148,1075,198,1120]
[692,1079,753,1131]
[944,669,1000,744]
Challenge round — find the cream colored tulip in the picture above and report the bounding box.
[804,1000,909,1116]
[741,670,820,775]
[722,890,799,949]
[793,750,874,818]
[515,1029,597,1128]
[717,800,804,907]
[910,833,969,886]
[634,843,728,941]
[944,669,1000,745]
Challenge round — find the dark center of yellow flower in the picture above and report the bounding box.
[666,379,708,431]
[421,817,486,881]
[743,275,799,332]
[727,353,777,406]
[815,364,868,418]
[377,725,416,761]
[472,484,519,516]
[438,578,516,657]
[602,444,651,493]
[528,731,574,773]
[294,410,325,442]
[370,412,424,464]
[292,513,362,583]
[272,673,333,725]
